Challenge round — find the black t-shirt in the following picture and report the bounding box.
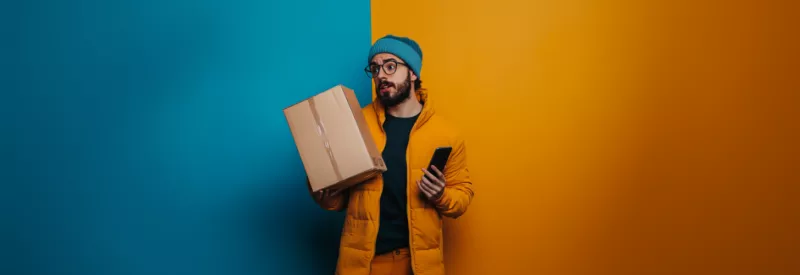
[374,112,419,255]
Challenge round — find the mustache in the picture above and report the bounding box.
[379,80,395,88]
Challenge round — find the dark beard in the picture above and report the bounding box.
[376,72,412,108]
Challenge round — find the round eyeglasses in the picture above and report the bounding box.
[364,61,408,78]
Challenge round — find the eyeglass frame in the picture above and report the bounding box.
[364,59,409,78]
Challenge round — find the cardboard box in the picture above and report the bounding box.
[284,85,387,192]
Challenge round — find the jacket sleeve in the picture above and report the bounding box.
[432,137,475,218]
[307,178,348,212]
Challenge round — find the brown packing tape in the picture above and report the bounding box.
[308,96,343,181]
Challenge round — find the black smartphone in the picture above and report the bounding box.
[427,146,453,173]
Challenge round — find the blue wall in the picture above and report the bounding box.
[2,1,371,274]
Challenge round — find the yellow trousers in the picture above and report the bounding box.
[370,248,412,275]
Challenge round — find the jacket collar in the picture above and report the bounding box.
[373,88,434,132]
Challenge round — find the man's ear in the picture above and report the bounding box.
[411,71,418,81]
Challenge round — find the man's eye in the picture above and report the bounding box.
[387,65,396,70]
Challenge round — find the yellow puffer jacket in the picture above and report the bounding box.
[309,89,475,275]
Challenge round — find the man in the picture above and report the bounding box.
[308,35,475,275]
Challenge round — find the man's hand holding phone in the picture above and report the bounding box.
[418,165,446,201]
[418,146,452,202]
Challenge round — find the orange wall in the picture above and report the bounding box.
[372,1,799,274]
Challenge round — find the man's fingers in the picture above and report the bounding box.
[420,179,438,198]
[417,180,433,198]
[431,182,443,194]
[422,168,444,186]
[420,177,435,192]
[431,165,444,179]
[417,181,430,197]
[320,188,345,197]
[422,169,437,182]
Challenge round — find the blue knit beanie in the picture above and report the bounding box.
[367,35,423,77]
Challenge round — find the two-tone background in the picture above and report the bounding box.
[3,0,798,274]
